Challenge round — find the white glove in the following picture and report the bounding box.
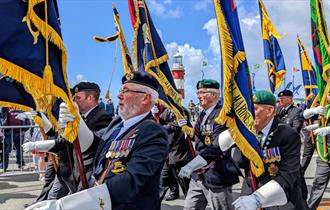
[303,106,325,119]
[15,111,37,121]
[58,102,75,129]
[305,124,319,131]
[0,129,4,138]
[25,200,60,210]
[177,118,187,127]
[25,184,111,210]
[178,155,207,178]
[22,140,55,153]
[218,129,235,151]
[314,126,330,137]
[151,105,159,114]
[40,112,52,133]
[232,194,261,210]
[233,180,287,209]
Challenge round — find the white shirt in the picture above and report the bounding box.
[201,104,217,125]
[260,117,274,147]
[115,112,150,139]
[82,105,98,119]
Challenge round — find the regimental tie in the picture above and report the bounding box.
[94,122,124,176]
[258,131,265,147]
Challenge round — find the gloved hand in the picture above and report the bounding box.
[15,111,37,121]
[25,200,60,210]
[303,106,325,119]
[40,112,52,133]
[58,102,75,129]
[314,126,330,137]
[151,105,159,114]
[232,194,261,210]
[0,129,4,138]
[22,140,55,153]
[177,118,187,127]
[178,155,207,178]
[305,124,319,131]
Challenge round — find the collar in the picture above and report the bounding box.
[82,105,98,118]
[261,117,274,136]
[283,104,292,111]
[201,104,217,125]
[117,112,149,138]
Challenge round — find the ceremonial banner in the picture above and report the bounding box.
[214,0,264,176]
[310,0,330,162]
[94,6,135,75]
[297,37,318,108]
[0,75,37,112]
[129,0,194,136]
[0,0,78,142]
[258,0,286,93]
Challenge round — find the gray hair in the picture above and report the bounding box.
[136,85,159,106]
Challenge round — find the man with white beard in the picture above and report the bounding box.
[26,72,169,210]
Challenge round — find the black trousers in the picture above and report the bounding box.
[301,131,315,174]
[36,161,56,202]
[308,157,330,210]
[160,161,190,200]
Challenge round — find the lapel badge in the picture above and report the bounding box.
[111,160,126,174]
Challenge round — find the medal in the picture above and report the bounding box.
[268,163,279,176]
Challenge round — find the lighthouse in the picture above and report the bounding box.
[171,52,185,99]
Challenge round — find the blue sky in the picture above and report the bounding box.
[57,0,330,106]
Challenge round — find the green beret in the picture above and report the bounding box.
[253,90,276,106]
[196,79,220,89]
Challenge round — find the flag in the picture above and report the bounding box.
[253,64,260,70]
[258,0,286,93]
[202,60,208,67]
[297,37,318,108]
[310,0,330,162]
[0,0,78,142]
[293,67,300,73]
[311,0,330,107]
[0,75,37,112]
[94,6,135,74]
[129,0,194,136]
[213,0,264,177]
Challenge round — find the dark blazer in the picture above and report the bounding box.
[93,113,169,210]
[50,105,112,192]
[159,108,193,165]
[277,104,304,133]
[193,102,240,190]
[242,117,308,210]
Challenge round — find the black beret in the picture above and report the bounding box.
[278,89,293,97]
[73,82,100,94]
[122,72,159,91]
[196,79,220,89]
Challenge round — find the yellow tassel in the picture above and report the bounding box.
[43,65,53,95]
[182,126,194,138]
[105,90,110,99]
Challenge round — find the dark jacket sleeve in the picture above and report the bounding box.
[105,122,169,206]
[274,131,301,196]
[292,109,304,133]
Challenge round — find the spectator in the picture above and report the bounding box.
[98,98,105,110]
[105,98,115,117]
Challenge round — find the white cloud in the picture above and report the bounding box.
[192,0,212,11]
[148,0,182,19]
[166,42,220,105]
[202,18,220,56]
[241,15,259,30]
[71,74,87,86]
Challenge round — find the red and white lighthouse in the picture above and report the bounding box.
[171,53,185,99]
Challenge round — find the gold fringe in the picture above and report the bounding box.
[213,0,264,177]
[105,90,110,100]
[43,65,53,95]
[0,102,32,112]
[182,126,194,138]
